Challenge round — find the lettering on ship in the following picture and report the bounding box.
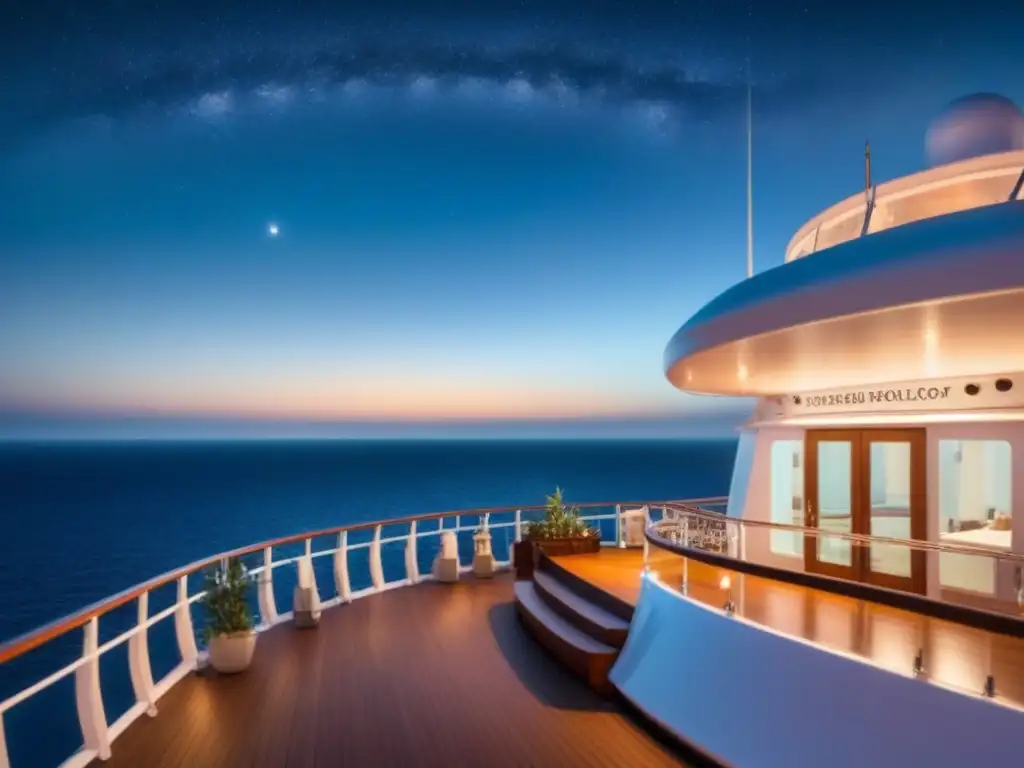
[793,385,952,409]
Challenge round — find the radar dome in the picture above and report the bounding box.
[925,93,1024,167]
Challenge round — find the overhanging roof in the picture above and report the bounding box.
[664,201,1024,396]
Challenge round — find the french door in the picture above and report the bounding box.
[804,429,927,594]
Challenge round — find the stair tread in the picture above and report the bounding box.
[534,570,630,632]
[514,582,617,656]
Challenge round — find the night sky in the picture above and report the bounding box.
[2,1,1022,439]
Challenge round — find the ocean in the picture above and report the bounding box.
[0,438,735,766]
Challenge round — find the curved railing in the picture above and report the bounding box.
[645,504,1024,709]
[0,497,726,768]
[783,149,1024,263]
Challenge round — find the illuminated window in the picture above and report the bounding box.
[770,440,804,557]
[938,439,1012,594]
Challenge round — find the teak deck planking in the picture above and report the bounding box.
[91,574,684,768]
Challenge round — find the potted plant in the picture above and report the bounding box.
[513,488,600,579]
[201,556,257,674]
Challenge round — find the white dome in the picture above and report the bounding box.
[926,93,1024,167]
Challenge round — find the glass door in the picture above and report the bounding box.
[861,430,927,594]
[804,430,861,582]
[804,429,927,594]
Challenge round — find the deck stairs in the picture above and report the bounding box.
[514,554,632,695]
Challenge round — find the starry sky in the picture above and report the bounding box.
[1,0,1022,439]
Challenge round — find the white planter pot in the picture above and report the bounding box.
[208,630,257,674]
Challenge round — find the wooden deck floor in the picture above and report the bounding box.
[94,574,684,768]
[551,549,1024,709]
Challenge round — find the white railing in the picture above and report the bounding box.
[0,497,727,768]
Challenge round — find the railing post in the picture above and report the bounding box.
[174,575,198,667]
[128,591,158,717]
[258,547,279,627]
[514,510,523,542]
[334,531,352,602]
[75,617,111,760]
[682,515,689,594]
[0,711,9,768]
[406,521,420,584]
[370,525,385,590]
[298,538,320,600]
[616,504,624,548]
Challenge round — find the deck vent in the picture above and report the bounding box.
[964,383,981,396]
[995,378,1013,392]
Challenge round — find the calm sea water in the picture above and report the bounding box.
[0,438,735,766]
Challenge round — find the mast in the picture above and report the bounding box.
[744,1,754,279]
[745,77,753,279]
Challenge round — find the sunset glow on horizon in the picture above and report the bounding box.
[3,2,1021,439]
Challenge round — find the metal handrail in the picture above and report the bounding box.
[661,503,1024,565]
[0,497,723,768]
[0,497,721,665]
[784,149,1024,261]
[649,506,1024,636]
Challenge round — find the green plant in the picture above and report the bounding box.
[201,556,254,642]
[523,487,599,541]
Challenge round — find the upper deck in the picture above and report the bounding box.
[785,150,1024,263]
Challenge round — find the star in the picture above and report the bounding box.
[267,223,279,237]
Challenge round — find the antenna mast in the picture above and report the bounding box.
[746,78,753,279]
[745,8,754,279]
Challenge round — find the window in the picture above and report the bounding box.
[938,439,1012,594]
[770,440,804,557]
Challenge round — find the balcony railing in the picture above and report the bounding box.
[784,150,1024,262]
[647,504,1024,710]
[0,497,726,768]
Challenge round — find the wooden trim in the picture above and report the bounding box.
[805,428,928,595]
[0,498,724,665]
[859,429,927,595]
[804,429,862,582]
[644,529,1024,639]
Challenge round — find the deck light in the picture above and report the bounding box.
[720,575,736,615]
[984,675,996,698]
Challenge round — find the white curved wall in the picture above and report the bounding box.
[610,576,1024,768]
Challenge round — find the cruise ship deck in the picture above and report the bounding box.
[88,574,684,768]
[80,542,1024,768]
[2,499,1023,768]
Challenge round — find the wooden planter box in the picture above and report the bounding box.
[536,536,601,557]
[514,536,601,579]
[513,540,537,580]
